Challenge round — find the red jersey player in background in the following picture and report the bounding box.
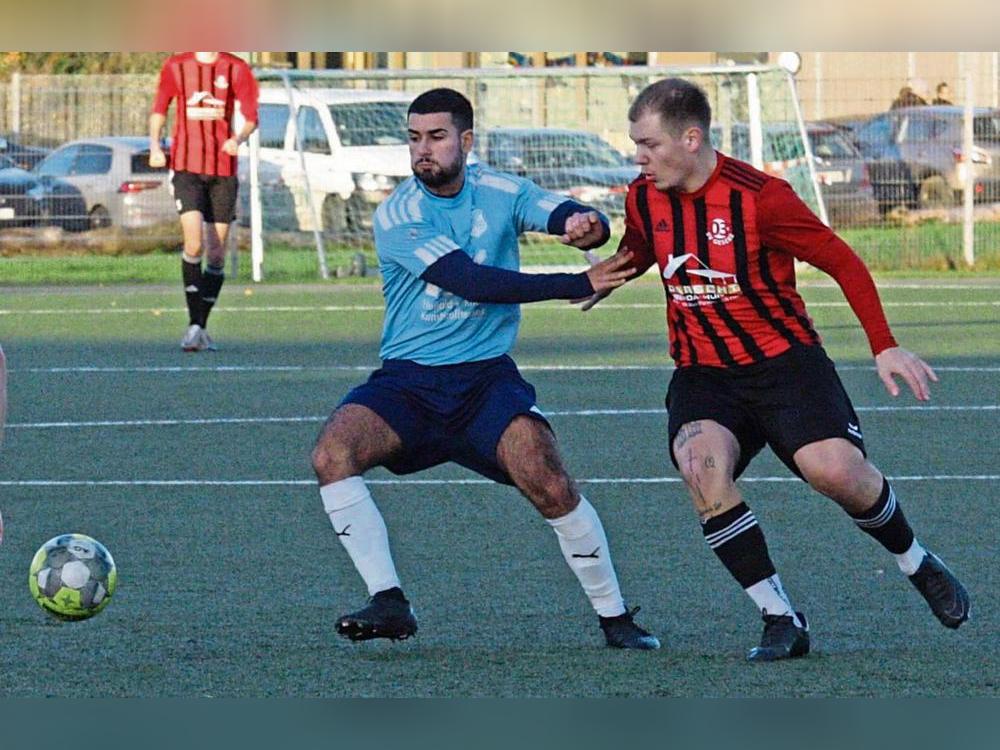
[149,51,259,352]
[581,78,969,661]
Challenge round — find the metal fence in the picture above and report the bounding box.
[1,55,999,286]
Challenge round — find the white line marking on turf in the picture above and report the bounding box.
[8,405,998,430]
[13,364,1000,374]
[1,475,996,488]
[2,300,999,316]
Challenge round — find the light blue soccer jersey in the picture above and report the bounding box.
[373,163,566,365]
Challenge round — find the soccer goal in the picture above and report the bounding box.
[241,63,824,281]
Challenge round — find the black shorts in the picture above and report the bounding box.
[666,345,866,480]
[171,171,238,223]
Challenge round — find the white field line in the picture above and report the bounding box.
[2,300,999,316]
[13,364,1000,374]
[1,475,997,488]
[8,404,999,430]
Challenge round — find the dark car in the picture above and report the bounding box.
[477,127,639,216]
[712,121,878,227]
[834,106,1000,213]
[0,163,89,232]
[0,135,51,171]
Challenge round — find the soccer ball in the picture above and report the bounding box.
[28,534,117,621]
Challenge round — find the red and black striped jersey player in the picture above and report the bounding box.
[149,52,259,352]
[582,78,970,661]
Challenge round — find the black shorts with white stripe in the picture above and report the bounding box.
[666,344,865,479]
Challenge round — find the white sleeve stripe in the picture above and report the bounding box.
[406,193,422,222]
[414,247,438,266]
[389,196,404,227]
[537,197,561,212]
[428,236,458,254]
[376,205,392,231]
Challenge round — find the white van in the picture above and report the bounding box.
[247,87,414,236]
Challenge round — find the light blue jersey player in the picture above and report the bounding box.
[310,88,658,650]
[376,161,569,365]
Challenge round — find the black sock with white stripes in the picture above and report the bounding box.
[849,478,914,554]
[702,502,777,588]
[702,502,800,624]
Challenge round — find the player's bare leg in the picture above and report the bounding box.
[673,420,808,661]
[312,404,416,641]
[497,415,659,649]
[795,438,970,628]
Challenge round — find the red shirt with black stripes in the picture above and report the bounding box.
[151,52,259,177]
[622,152,897,368]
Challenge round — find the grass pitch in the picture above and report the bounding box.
[0,276,997,696]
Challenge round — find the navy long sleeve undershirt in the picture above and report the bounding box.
[421,250,594,304]
[418,199,607,304]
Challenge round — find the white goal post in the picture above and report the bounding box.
[243,64,824,282]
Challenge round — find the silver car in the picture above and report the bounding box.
[33,136,175,229]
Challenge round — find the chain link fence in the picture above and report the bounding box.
[2,55,1000,286]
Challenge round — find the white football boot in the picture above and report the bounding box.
[181,323,205,352]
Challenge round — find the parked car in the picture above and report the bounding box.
[713,121,878,227]
[0,134,51,171]
[244,87,414,237]
[836,105,1000,213]
[476,127,638,216]
[0,162,88,231]
[32,136,174,229]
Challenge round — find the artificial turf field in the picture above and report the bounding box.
[0,275,997,697]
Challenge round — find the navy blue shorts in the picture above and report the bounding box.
[339,355,549,484]
[666,345,866,480]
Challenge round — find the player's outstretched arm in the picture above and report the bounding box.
[875,346,939,401]
[420,249,633,305]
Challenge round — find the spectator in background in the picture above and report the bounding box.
[891,78,930,109]
[933,82,953,105]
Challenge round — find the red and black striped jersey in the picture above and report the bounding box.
[151,52,259,177]
[622,153,897,368]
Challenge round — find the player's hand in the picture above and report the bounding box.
[560,210,607,249]
[875,346,939,401]
[571,251,614,310]
[148,147,166,168]
[221,138,240,156]
[581,249,634,299]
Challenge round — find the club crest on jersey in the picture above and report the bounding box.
[706,217,734,246]
[214,75,229,89]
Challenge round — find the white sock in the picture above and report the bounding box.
[895,538,927,576]
[746,575,803,628]
[545,496,625,618]
[320,477,401,596]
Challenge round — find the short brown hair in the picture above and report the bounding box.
[628,78,711,138]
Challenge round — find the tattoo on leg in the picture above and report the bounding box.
[675,421,703,451]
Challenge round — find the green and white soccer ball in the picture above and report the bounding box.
[29,534,117,621]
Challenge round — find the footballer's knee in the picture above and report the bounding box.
[311,431,360,483]
[795,439,881,509]
[529,472,579,518]
[673,422,738,490]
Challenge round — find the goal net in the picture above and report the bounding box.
[242,64,822,281]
